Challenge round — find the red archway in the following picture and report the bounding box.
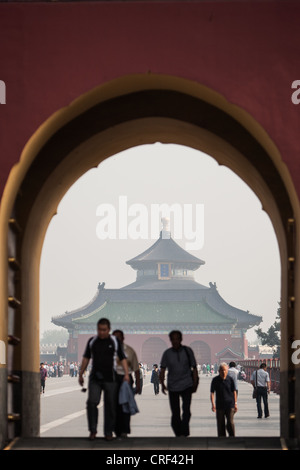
[189,341,211,365]
[141,337,168,365]
[0,74,299,446]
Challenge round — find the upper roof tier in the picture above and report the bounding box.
[51,218,262,331]
[126,229,205,271]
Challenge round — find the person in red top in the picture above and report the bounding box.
[40,363,47,394]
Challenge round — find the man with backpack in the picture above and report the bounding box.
[159,330,198,437]
[250,362,271,419]
[151,364,160,395]
[79,317,129,441]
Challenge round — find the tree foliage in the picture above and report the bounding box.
[255,303,281,357]
[40,328,68,345]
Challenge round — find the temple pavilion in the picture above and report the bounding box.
[52,219,262,366]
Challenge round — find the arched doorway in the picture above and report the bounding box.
[0,74,299,446]
[141,338,169,366]
[189,341,211,365]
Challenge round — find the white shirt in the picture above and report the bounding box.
[228,367,239,390]
[251,368,270,387]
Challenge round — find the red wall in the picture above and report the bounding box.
[1,2,300,199]
[77,332,236,366]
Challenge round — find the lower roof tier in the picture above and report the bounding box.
[52,283,262,331]
[52,299,261,333]
[71,324,235,335]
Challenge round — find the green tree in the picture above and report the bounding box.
[40,328,68,345]
[255,303,281,358]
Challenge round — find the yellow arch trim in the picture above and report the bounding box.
[0,72,299,371]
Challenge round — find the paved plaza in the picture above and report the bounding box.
[6,371,286,450]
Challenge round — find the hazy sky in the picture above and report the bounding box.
[40,143,281,342]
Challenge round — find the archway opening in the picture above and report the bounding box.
[189,341,211,366]
[141,338,169,366]
[39,143,281,437]
[1,79,298,445]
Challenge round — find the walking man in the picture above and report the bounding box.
[210,363,237,437]
[138,363,144,394]
[112,329,141,438]
[159,330,198,437]
[151,365,160,395]
[79,318,130,441]
[251,363,270,418]
[228,361,239,396]
[40,362,47,394]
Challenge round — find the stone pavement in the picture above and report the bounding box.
[131,372,280,438]
[5,372,290,450]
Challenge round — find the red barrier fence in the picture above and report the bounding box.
[239,359,280,394]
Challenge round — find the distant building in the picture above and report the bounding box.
[247,345,260,359]
[40,343,68,364]
[52,219,262,365]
